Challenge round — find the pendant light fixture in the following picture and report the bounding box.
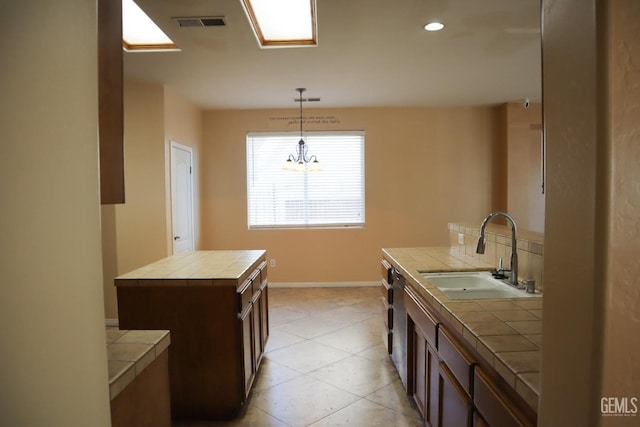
[284,88,321,172]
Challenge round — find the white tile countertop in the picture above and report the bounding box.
[106,328,171,400]
[382,247,542,412]
[114,250,266,285]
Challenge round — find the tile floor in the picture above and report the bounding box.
[174,286,423,427]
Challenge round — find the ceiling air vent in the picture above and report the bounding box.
[174,16,227,28]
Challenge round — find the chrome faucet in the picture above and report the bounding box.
[476,212,518,286]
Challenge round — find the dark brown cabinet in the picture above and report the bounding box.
[396,259,535,427]
[238,262,268,399]
[438,361,473,427]
[406,285,440,426]
[474,368,530,427]
[98,0,125,204]
[410,321,440,426]
[116,252,268,420]
[380,260,394,352]
[242,265,269,395]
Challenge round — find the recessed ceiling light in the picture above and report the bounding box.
[424,22,445,32]
[240,0,317,48]
[122,0,179,52]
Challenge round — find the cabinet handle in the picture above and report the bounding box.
[174,236,180,240]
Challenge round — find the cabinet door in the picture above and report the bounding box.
[259,282,269,351]
[473,410,490,427]
[439,361,472,427]
[473,368,530,427]
[239,304,255,397]
[426,343,439,427]
[252,290,263,367]
[98,0,124,204]
[413,325,427,417]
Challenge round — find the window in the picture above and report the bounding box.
[247,131,365,228]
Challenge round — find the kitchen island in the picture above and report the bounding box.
[115,250,268,420]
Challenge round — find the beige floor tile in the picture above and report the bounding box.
[269,308,308,326]
[265,329,306,353]
[173,404,288,427]
[252,357,302,393]
[266,340,351,374]
[308,398,424,427]
[357,343,391,362]
[365,379,422,419]
[310,355,398,397]
[314,319,383,354]
[251,375,359,426]
[313,305,376,323]
[276,315,348,339]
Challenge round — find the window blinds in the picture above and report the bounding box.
[247,131,365,228]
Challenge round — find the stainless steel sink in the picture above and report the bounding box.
[420,271,540,300]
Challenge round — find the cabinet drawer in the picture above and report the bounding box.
[438,327,475,394]
[473,368,530,427]
[381,259,394,284]
[237,278,253,313]
[381,279,393,304]
[237,262,266,313]
[381,297,393,329]
[405,286,438,347]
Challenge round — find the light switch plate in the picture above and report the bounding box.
[458,233,465,245]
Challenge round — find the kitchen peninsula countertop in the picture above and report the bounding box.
[106,328,170,400]
[383,247,542,411]
[114,250,267,286]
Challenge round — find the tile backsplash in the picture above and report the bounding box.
[448,223,544,291]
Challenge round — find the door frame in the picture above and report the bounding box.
[170,140,195,254]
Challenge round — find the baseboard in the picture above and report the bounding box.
[268,281,378,288]
[105,318,119,328]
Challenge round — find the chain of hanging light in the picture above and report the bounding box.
[284,88,321,172]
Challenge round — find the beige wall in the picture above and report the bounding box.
[0,0,111,425]
[538,0,640,425]
[164,85,203,251]
[601,0,640,424]
[505,102,545,233]
[102,81,203,318]
[101,79,168,318]
[202,107,503,283]
[540,0,603,422]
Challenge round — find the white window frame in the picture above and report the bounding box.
[246,130,365,229]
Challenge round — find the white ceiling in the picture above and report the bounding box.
[124,0,541,110]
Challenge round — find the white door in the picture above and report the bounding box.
[170,142,194,254]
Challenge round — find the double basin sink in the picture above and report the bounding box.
[420,271,540,300]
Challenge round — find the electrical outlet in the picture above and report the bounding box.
[269,259,276,268]
[458,233,465,245]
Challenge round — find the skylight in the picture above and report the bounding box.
[122,0,179,52]
[240,0,317,48]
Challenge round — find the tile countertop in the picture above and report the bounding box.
[114,250,267,286]
[106,328,171,400]
[382,247,542,412]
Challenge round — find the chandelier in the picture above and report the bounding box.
[284,88,321,172]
